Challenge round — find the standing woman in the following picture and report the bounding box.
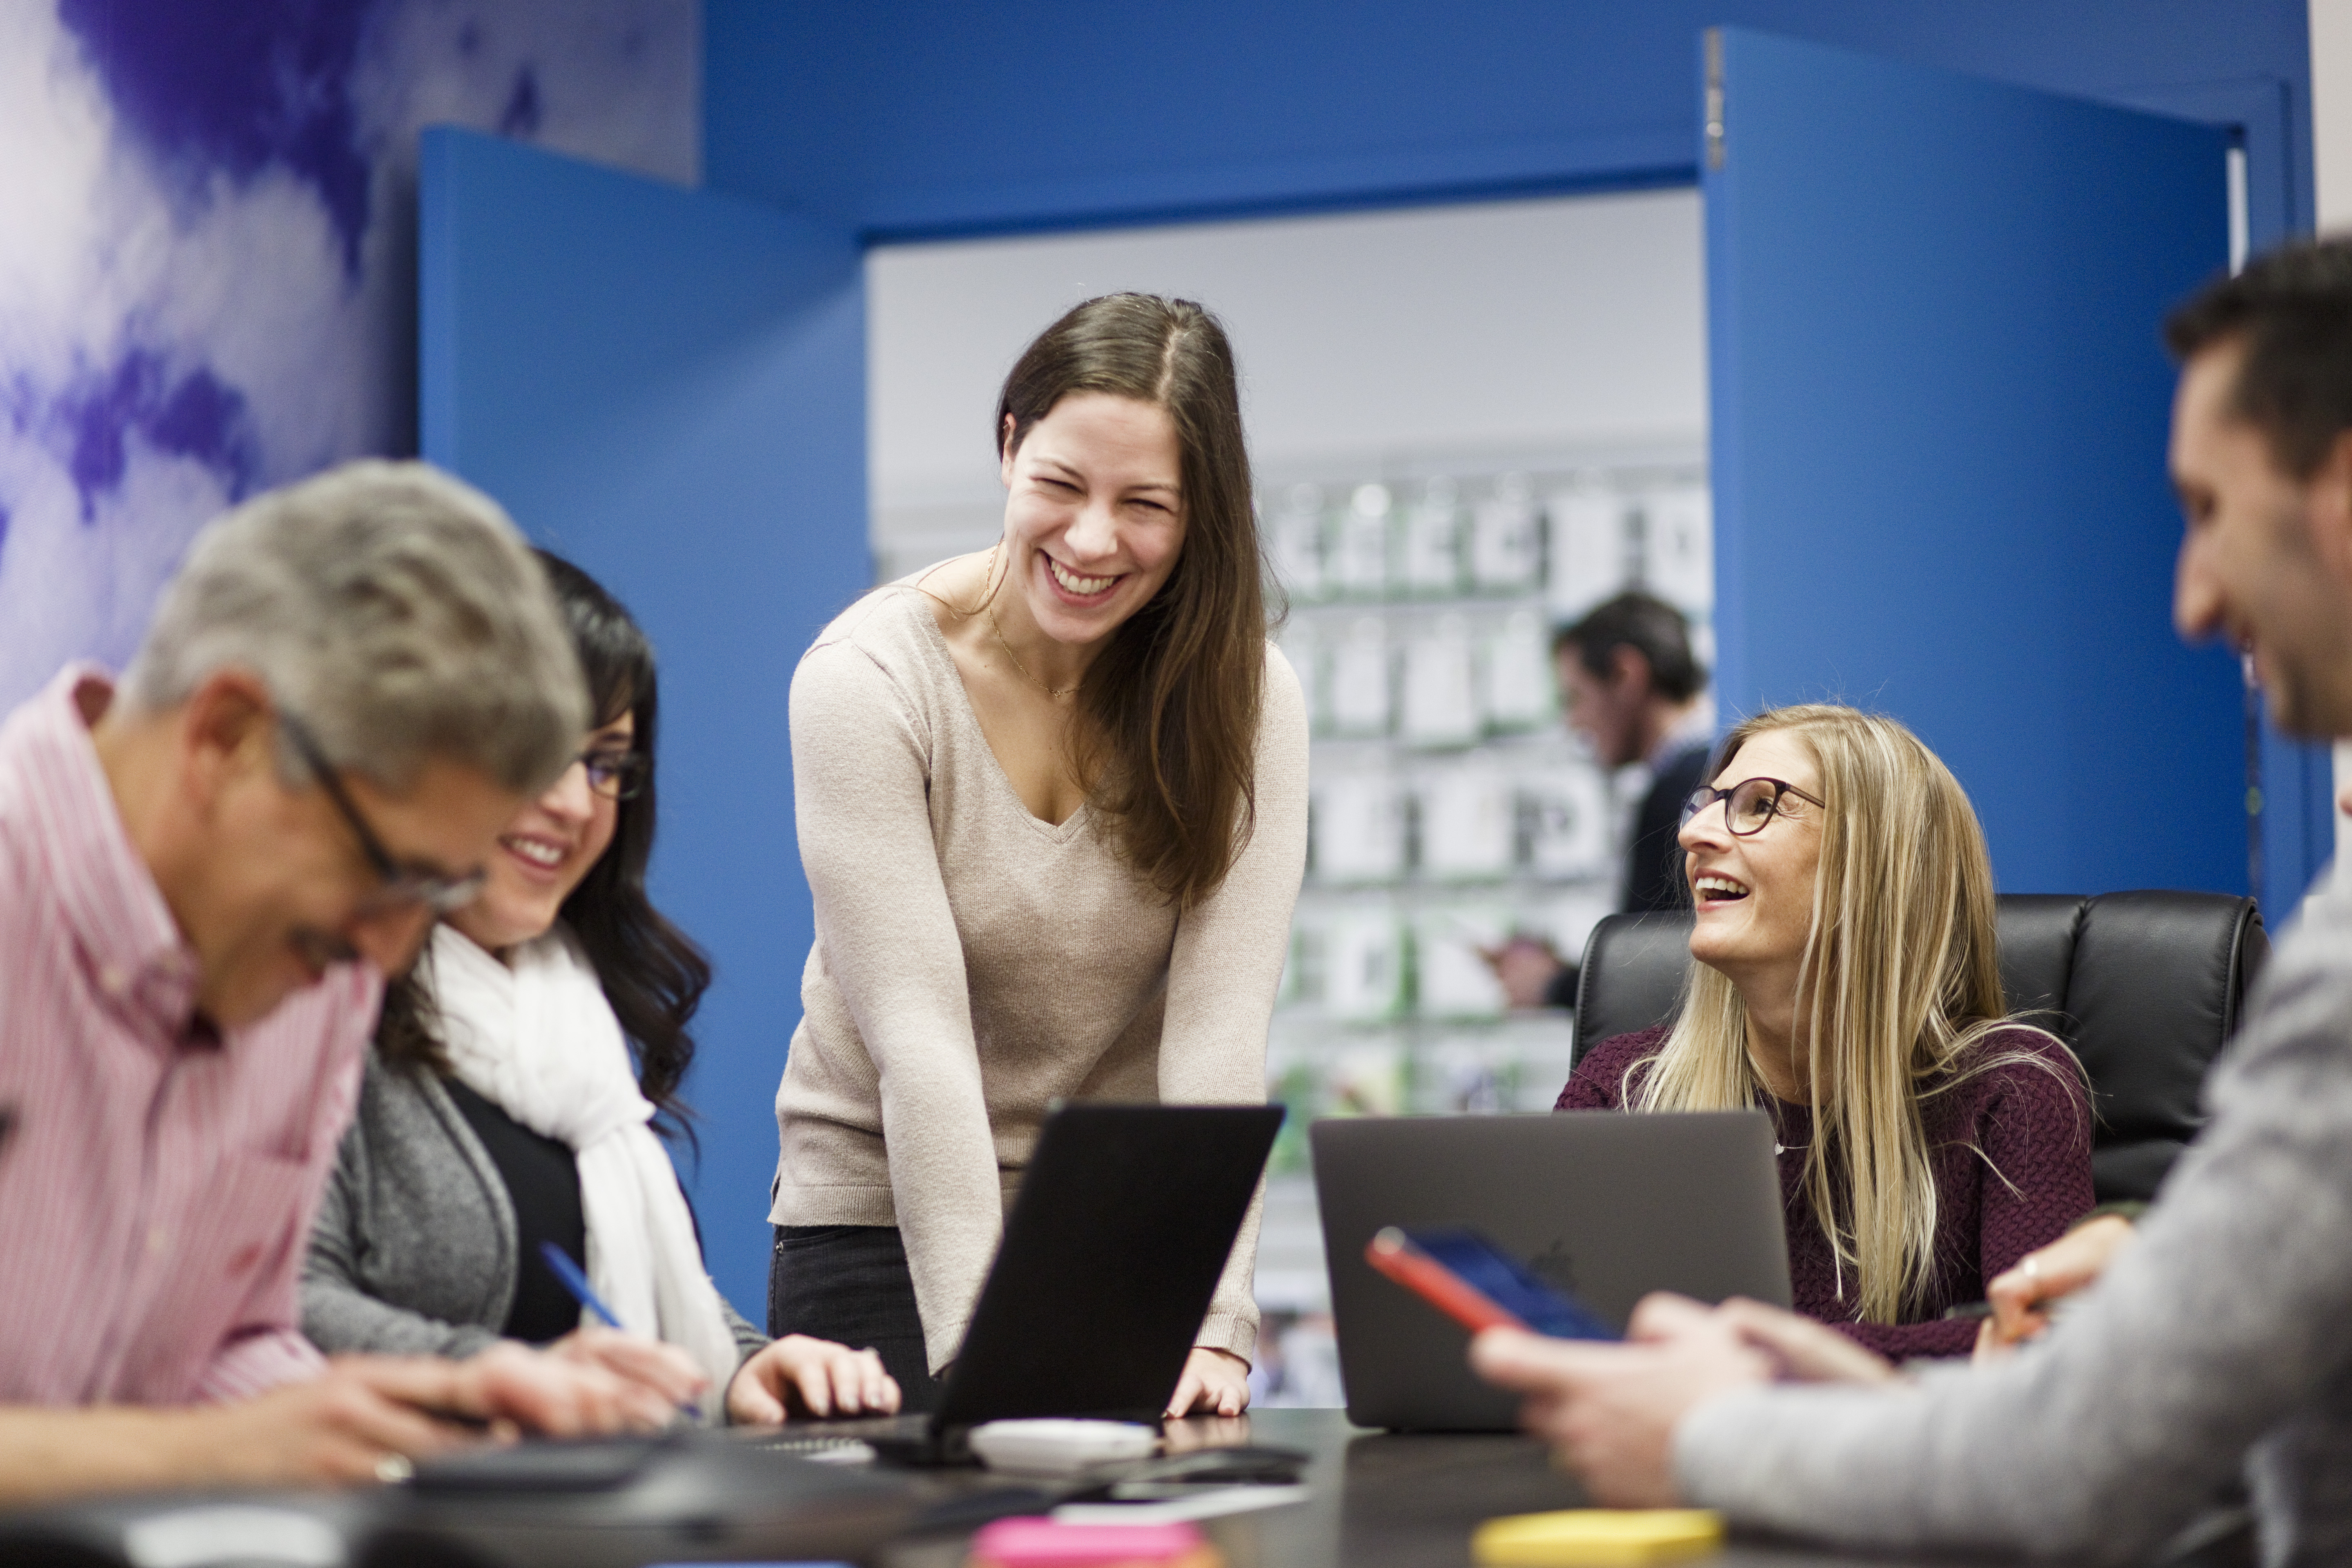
[771,294,1308,1415]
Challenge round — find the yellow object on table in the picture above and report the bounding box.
[1472,1508,1725,1566]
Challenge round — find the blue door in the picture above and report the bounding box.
[1705,29,2250,900]
[421,127,865,1313]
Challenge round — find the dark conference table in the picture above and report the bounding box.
[875,1408,1996,1568]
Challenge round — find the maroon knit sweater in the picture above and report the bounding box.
[1556,1023,2094,1359]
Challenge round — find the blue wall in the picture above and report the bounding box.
[1705,29,2240,897]
[706,0,2327,906]
[421,127,866,1316]
[705,1,2311,241]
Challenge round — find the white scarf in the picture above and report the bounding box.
[428,923,738,1415]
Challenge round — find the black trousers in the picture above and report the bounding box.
[768,1224,941,1414]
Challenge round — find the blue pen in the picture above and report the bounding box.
[537,1241,702,1420]
[538,1241,626,1329]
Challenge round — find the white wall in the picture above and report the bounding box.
[865,188,1705,535]
[2315,0,2352,851]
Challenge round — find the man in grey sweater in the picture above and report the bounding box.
[1472,240,2352,1567]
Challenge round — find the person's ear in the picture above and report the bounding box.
[1000,413,1020,486]
[2308,427,2352,589]
[1608,644,1655,700]
[176,669,277,820]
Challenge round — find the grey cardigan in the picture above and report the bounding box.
[302,1051,766,1368]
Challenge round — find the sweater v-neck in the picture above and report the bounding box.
[905,588,1093,842]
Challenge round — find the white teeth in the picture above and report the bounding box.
[1049,558,1115,595]
[1695,875,1750,899]
[503,837,563,868]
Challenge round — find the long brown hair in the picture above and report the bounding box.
[1627,705,2084,1323]
[996,294,1271,908]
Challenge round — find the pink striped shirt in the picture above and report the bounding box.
[0,666,380,1406]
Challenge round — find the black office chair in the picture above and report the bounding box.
[1571,891,2270,1204]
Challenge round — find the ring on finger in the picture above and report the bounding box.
[374,1452,414,1485]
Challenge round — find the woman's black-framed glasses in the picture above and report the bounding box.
[577,747,648,801]
[1680,776,1825,838]
[279,710,489,915]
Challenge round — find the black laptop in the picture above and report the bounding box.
[804,1100,1285,1463]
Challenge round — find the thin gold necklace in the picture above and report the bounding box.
[985,599,1078,699]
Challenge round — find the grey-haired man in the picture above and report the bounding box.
[0,461,686,1501]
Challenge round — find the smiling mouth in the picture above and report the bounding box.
[500,834,568,871]
[1694,874,1751,904]
[1047,557,1121,598]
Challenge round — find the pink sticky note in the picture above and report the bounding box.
[967,1516,1207,1566]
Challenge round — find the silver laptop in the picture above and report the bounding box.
[1312,1109,1791,1431]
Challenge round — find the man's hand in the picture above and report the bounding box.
[1978,1214,2136,1359]
[1703,1297,1898,1385]
[168,1359,493,1488]
[1167,1346,1252,1418]
[0,1349,681,1507]
[1481,935,1566,1011]
[1470,1294,1775,1506]
[726,1336,899,1425]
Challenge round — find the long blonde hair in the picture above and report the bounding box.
[1628,704,2081,1324]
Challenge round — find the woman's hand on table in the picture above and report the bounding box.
[1976,1213,2136,1360]
[727,1336,900,1425]
[1167,1346,1252,1418]
[543,1325,708,1421]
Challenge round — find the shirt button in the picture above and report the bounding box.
[147,1226,167,1256]
[99,963,130,995]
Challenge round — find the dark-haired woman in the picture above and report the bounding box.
[304,555,898,1425]
[771,295,1307,1417]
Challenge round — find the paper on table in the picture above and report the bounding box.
[1054,1483,1312,1526]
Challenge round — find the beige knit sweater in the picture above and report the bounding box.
[770,584,1308,1374]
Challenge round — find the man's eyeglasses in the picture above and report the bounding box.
[1680,776,1826,838]
[576,746,648,801]
[279,712,488,916]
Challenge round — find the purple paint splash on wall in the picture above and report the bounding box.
[60,352,261,521]
[58,0,381,274]
[0,0,698,708]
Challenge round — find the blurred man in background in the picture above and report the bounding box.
[1490,591,1713,1009]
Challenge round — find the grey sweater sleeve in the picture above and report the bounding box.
[301,1098,507,1361]
[1673,871,2352,1564]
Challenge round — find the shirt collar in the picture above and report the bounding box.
[18,665,206,1043]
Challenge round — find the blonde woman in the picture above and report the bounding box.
[1557,705,2091,1357]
